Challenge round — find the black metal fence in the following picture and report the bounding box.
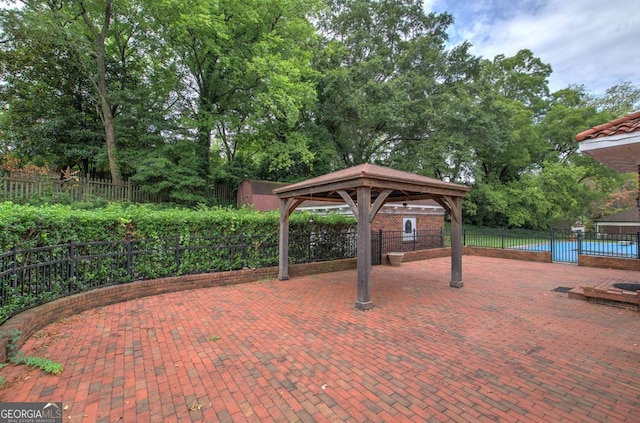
[463,227,640,262]
[570,231,639,259]
[371,229,446,265]
[462,226,548,249]
[289,229,357,264]
[0,230,357,323]
[3,225,640,323]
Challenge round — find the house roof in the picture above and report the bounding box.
[595,208,640,223]
[576,111,640,173]
[576,111,640,141]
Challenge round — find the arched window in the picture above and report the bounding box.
[402,217,416,241]
[404,219,413,233]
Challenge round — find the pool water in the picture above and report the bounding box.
[516,240,638,263]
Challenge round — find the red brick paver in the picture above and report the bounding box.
[1,256,639,422]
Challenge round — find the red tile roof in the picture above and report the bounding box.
[576,110,640,142]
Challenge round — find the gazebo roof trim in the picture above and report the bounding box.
[273,163,470,196]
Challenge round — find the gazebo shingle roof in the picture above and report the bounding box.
[273,163,470,202]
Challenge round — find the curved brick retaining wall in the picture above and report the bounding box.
[0,258,357,363]
[2,247,636,363]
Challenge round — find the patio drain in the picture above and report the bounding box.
[551,286,572,293]
[612,283,640,291]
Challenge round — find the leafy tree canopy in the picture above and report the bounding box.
[0,0,637,222]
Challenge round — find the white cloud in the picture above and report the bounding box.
[427,0,640,94]
[421,0,439,11]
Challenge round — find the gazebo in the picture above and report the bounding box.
[273,164,471,310]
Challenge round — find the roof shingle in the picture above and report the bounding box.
[595,208,640,223]
[576,110,640,142]
[273,163,467,194]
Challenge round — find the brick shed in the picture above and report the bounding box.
[237,180,446,232]
[237,179,288,211]
[299,199,445,233]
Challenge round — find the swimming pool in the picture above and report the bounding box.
[515,240,638,263]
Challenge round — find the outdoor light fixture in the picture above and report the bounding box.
[636,195,640,209]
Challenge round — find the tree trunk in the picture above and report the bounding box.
[100,92,121,185]
[95,28,121,184]
[81,0,121,185]
[197,123,211,179]
[196,97,213,180]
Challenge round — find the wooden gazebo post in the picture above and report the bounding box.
[278,197,303,281]
[447,196,464,287]
[355,186,373,310]
[278,198,291,281]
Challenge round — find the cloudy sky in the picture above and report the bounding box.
[424,0,640,95]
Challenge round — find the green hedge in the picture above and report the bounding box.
[0,202,356,323]
[0,202,355,250]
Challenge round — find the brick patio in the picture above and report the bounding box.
[1,256,639,422]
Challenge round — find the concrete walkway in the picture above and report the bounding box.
[1,256,639,422]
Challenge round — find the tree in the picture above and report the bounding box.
[1,1,183,183]
[0,3,104,172]
[313,0,476,168]
[589,82,640,116]
[390,50,549,187]
[151,0,320,181]
[535,85,633,226]
[449,51,555,227]
[589,173,638,220]
[74,0,122,183]
[469,82,628,229]
[538,85,618,164]
[130,141,207,205]
[483,49,551,115]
